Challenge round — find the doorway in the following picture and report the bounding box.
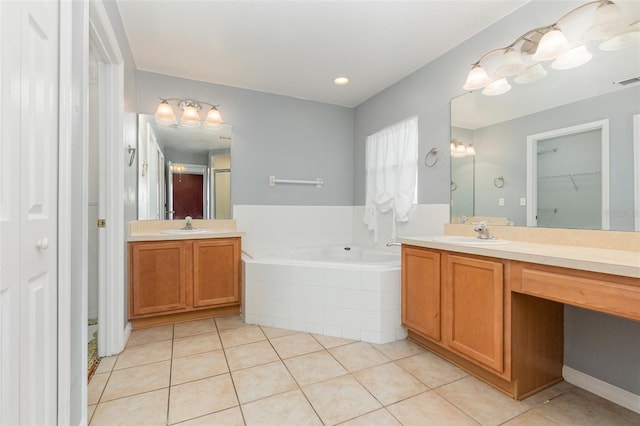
[526,120,610,229]
[167,162,208,219]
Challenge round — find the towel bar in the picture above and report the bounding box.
[269,176,323,188]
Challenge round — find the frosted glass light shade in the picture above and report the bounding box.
[155,101,176,125]
[495,49,526,77]
[551,45,593,70]
[482,78,511,96]
[463,65,490,91]
[514,63,548,84]
[181,104,201,127]
[583,1,628,41]
[532,29,571,61]
[465,145,476,156]
[204,107,224,128]
[599,22,640,50]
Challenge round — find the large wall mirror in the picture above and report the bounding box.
[137,114,232,220]
[450,12,640,231]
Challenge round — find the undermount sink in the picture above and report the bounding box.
[160,229,218,235]
[432,236,510,245]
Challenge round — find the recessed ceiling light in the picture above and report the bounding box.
[333,77,350,86]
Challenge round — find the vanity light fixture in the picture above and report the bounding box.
[154,98,224,128]
[450,139,476,158]
[462,0,639,96]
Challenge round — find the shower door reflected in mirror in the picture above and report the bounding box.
[451,155,474,219]
[137,114,232,220]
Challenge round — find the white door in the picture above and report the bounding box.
[0,1,59,424]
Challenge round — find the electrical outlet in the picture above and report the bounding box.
[498,198,505,207]
[520,197,526,206]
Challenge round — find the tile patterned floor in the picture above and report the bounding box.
[88,315,639,425]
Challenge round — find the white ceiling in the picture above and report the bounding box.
[116,0,530,107]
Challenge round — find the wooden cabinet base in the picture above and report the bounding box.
[130,305,240,330]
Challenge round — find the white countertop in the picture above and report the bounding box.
[127,219,245,242]
[128,231,245,242]
[397,236,640,279]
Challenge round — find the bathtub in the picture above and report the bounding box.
[242,245,407,344]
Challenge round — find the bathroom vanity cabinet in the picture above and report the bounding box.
[128,237,241,328]
[402,245,564,399]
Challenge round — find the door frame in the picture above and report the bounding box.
[58,1,126,423]
[526,119,610,229]
[88,0,126,358]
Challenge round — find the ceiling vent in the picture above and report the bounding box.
[617,76,640,86]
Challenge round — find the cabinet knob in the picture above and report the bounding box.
[36,238,50,250]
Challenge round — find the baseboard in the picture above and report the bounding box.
[122,322,132,351]
[563,366,640,414]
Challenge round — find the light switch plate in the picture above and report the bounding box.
[499,198,505,206]
[520,197,526,206]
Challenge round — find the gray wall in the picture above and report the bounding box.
[353,0,640,395]
[565,306,640,395]
[470,87,639,231]
[136,71,355,206]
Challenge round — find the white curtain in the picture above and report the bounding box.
[363,116,418,242]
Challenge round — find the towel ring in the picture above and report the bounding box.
[127,145,137,167]
[424,148,438,168]
[494,176,505,188]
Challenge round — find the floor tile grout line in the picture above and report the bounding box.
[217,318,249,426]
[261,329,326,424]
[166,324,175,425]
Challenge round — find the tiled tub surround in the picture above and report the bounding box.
[243,248,405,344]
[235,204,448,344]
[233,204,449,256]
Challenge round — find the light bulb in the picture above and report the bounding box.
[495,49,526,77]
[204,107,224,128]
[551,45,592,70]
[599,22,640,51]
[514,64,548,84]
[532,29,571,61]
[482,78,511,96]
[181,104,201,127]
[463,65,490,91]
[154,100,176,125]
[583,1,628,41]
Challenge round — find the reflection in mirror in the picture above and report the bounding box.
[450,129,475,220]
[137,114,232,220]
[451,155,475,219]
[451,19,640,231]
[527,120,609,230]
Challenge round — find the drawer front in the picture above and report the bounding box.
[518,266,640,321]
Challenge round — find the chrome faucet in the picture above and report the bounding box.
[473,221,494,240]
[182,216,193,230]
[386,242,401,247]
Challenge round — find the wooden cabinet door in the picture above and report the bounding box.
[402,246,441,342]
[130,241,189,317]
[193,238,241,307]
[444,254,504,372]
